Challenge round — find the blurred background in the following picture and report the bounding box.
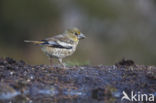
[0,0,156,65]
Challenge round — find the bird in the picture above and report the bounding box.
[24,27,86,68]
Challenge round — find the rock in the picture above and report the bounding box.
[0,57,156,103]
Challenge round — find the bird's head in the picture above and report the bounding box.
[65,27,86,42]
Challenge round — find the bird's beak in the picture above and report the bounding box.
[78,33,86,40]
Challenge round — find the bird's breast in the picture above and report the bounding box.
[41,45,77,58]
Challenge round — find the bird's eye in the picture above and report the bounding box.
[75,33,79,36]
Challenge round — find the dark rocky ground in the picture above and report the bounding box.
[0,57,156,103]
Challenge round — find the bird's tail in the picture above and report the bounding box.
[24,40,44,45]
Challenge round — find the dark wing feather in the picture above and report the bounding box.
[40,35,73,49]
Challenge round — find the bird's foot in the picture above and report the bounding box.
[58,63,67,69]
[62,63,67,69]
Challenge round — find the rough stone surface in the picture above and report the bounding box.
[0,57,156,103]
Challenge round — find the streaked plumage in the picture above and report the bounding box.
[24,28,85,67]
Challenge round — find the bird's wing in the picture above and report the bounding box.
[42,34,73,49]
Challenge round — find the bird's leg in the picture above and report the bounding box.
[58,58,66,68]
[49,57,53,67]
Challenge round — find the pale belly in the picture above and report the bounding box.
[41,46,76,58]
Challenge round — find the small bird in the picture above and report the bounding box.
[24,28,86,67]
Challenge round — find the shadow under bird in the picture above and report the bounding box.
[24,28,86,68]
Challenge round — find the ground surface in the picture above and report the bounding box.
[0,57,156,103]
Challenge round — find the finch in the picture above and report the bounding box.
[24,27,86,67]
